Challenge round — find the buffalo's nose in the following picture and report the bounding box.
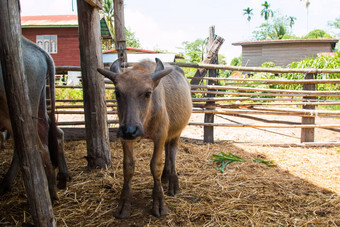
[118,125,140,140]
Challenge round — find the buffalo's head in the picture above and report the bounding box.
[97,58,173,140]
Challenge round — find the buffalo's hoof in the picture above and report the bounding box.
[57,172,71,189]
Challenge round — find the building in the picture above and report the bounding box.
[21,15,112,66]
[102,47,180,63]
[232,39,339,67]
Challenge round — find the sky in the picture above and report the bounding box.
[21,0,340,64]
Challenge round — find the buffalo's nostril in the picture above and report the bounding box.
[119,125,140,140]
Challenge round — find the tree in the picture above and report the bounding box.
[243,7,254,37]
[125,28,141,48]
[252,13,298,40]
[101,0,140,50]
[261,1,274,38]
[261,1,274,22]
[300,0,311,32]
[102,0,114,37]
[181,39,206,63]
[304,29,333,39]
[288,16,297,32]
[243,7,253,22]
[268,24,287,39]
[329,17,340,29]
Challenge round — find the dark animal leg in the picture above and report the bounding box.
[163,137,180,196]
[0,149,19,195]
[151,137,169,217]
[37,112,58,201]
[56,128,71,189]
[115,140,135,219]
[39,139,58,202]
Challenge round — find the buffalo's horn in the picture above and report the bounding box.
[110,59,121,73]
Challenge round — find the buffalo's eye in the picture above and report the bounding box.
[115,90,121,100]
[145,91,152,98]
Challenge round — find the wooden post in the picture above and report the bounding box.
[190,36,224,86]
[301,73,316,142]
[204,26,218,143]
[114,0,127,64]
[0,1,55,226]
[77,0,111,168]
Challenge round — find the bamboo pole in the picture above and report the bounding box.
[187,77,340,84]
[169,62,340,74]
[56,63,340,74]
[188,122,340,128]
[192,108,340,116]
[191,84,340,96]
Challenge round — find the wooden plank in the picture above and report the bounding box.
[62,127,118,141]
[0,1,55,226]
[77,0,111,168]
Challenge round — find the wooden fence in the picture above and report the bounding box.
[54,63,340,145]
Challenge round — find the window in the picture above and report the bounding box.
[36,35,57,53]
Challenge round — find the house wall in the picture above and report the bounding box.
[242,42,332,67]
[22,27,80,66]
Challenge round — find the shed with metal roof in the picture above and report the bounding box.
[232,39,338,67]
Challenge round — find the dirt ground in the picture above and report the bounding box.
[0,114,339,226]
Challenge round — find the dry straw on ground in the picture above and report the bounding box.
[0,139,339,226]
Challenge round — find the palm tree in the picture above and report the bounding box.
[101,0,115,49]
[305,0,311,32]
[243,7,253,37]
[261,1,274,39]
[243,7,253,22]
[261,1,274,22]
[288,16,296,33]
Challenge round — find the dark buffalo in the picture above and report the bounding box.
[0,37,70,200]
[97,58,192,218]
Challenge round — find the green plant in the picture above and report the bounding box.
[253,158,276,167]
[210,152,245,173]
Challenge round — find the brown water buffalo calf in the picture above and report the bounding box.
[98,58,192,218]
[0,37,70,200]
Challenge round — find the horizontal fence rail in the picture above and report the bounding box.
[55,63,340,144]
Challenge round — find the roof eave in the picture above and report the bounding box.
[22,25,78,28]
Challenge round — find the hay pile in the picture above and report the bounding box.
[0,139,339,226]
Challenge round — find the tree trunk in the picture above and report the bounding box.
[0,1,55,226]
[114,0,127,64]
[77,0,111,168]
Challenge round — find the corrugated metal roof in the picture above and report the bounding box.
[232,38,339,46]
[21,15,112,39]
[21,15,78,27]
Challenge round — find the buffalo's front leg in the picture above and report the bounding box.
[151,138,169,217]
[115,141,135,219]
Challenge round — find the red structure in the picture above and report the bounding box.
[21,15,112,66]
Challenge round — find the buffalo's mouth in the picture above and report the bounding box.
[117,124,145,140]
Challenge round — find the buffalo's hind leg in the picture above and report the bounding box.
[161,136,180,196]
[56,128,71,189]
[0,149,19,195]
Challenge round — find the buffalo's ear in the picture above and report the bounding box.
[110,59,121,73]
[151,58,173,87]
[97,68,118,83]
